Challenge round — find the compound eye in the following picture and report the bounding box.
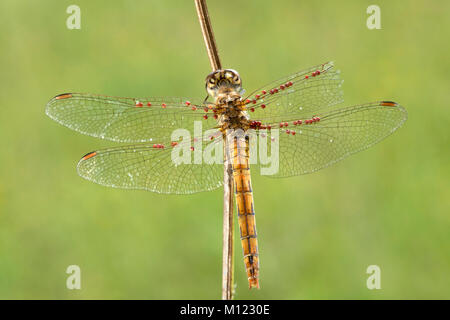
[209,78,216,84]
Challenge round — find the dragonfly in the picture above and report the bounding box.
[46,61,407,289]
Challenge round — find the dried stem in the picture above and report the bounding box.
[194,0,222,71]
[194,0,234,300]
[222,141,235,300]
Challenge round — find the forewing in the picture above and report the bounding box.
[46,93,217,143]
[245,61,343,123]
[254,101,407,177]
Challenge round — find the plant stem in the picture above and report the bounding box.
[194,0,234,300]
[194,0,222,71]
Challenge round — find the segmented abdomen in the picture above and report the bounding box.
[230,135,259,289]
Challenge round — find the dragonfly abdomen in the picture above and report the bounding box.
[231,135,259,289]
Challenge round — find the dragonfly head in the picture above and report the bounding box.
[205,69,242,103]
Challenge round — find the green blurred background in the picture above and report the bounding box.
[0,0,449,299]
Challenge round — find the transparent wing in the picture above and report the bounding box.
[245,61,344,123]
[253,101,407,177]
[46,93,217,143]
[77,134,224,194]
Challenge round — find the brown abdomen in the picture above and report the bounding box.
[231,135,259,289]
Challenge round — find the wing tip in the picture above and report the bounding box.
[379,101,407,120]
[54,93,73,100]
[45,93,73,115]
[48,93,73,105]
[80,151,97,161]
[380,100,398,107]
[77,151,97,177]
